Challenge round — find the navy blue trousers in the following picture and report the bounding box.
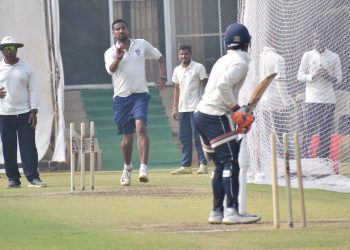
[303,103,335,158]
[0,112,39,182]
[194,111,240,211]
[179,111,207,167]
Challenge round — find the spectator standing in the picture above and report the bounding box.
[170,45,208,175]
[297,31,342,158]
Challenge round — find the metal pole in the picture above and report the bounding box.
[218,0,223,56]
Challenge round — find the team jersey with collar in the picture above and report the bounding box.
[0,59,39,115]
[197,49,250,116]
[104,39,162,98]
[172,60,207,112]
[297,48,342,104]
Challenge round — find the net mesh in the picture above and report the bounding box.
[237,0,350,192]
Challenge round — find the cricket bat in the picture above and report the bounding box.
[211,72,277,148]
[246,72,277,112]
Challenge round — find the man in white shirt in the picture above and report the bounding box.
[104,19,167,186]
[170,45,208,175]
[297,31,342,158]
[259,46,294,157]
[194,23,260,225]
[0,36,46,188]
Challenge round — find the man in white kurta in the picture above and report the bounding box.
[297,32,342,158]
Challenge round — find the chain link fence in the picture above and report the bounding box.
[173,0,237,72]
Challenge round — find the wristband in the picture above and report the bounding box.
[231,104,241,112]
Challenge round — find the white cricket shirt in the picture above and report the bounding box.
[197,50,250,116]
[297,48,342,104]
[172,60,207,112]
[104,39,162,98]
[259,47,292,109]
[0,59,39,115]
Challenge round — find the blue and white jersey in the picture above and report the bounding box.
[104,39,162,98]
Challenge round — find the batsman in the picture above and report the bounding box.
[194,23,261,224]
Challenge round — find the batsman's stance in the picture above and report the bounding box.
[194,23,261,224]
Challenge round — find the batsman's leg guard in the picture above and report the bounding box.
[222,161,239,209]
[231,160,240,207]
[211,165,225,211]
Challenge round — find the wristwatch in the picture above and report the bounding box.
[160,76,167,81]
[31,109,38,113]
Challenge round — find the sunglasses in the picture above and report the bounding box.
[2,46,17,52]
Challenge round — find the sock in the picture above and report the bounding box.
[124,163,133,170]
[140,163,147,170]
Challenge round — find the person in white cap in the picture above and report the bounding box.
[0,36,46,188]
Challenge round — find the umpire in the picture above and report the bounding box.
[0,36,46,188]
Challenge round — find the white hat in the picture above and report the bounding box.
[0,36,24,50]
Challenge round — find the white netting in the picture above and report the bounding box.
[238,0,350,192]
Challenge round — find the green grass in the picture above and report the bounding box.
[0,170,350,250]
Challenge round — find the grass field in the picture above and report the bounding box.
[0,169,350,250]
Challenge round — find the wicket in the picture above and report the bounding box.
[271,132,307,228]
[70,121,95,192]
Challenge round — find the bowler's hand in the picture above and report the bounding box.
[28,112,37,129]
[0,87,7,98]
[116,44,125,61]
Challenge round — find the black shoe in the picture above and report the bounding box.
[28,178,47,188]
[7,180,21,188]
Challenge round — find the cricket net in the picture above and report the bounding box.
[237,0,350,192]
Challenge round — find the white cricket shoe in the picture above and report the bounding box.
[208,210,223,224]
[170,166,192,175]
[195,163,208,174]
[223,208,261,224]
[120,168,132,186]
[139,166,149,183]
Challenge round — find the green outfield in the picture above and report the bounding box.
[0,170,350,250]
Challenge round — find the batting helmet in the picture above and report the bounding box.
[224,23,251,48]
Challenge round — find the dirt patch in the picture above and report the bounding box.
[114,220,350,233]
[1,186,209,198]
[124,221,268,233]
